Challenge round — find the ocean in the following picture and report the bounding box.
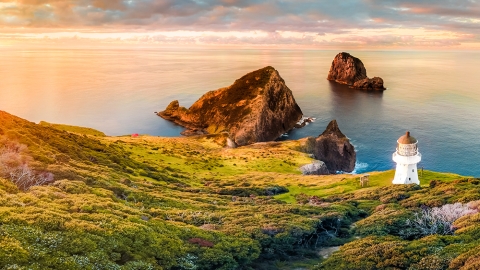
[1,48,479,176]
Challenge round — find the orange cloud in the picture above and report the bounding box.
[0,0,478,49]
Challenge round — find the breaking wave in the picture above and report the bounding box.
[351,162,369,174]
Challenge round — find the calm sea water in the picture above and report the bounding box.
[1,48,479,176]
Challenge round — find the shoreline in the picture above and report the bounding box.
[42,121,473,179]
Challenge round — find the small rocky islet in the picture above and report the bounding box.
[327,52,386,90]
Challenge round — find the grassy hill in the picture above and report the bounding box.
[39,121,106,137]
[0,110,479,269]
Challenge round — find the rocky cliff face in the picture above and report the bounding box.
[327,52,385,90]
[313,120,356,173]
[158,66,303,146]
[327,52,367,85]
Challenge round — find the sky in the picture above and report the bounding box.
[0,0,479,49]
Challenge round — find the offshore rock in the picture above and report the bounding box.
[327,52,367,85]
[158,66,303,146]
[294,117,315,129]
[327,52,385,90]
[313,120,356,173]
[300,160,330,175]
[353,77,385,90]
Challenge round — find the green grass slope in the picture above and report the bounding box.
[39,121,106,137]
[0,110,479,270]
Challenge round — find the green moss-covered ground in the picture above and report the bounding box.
[1,110,480,270]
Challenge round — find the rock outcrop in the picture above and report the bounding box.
[353,77,385,90]
[327,52,385,90]
[158,66,304,146]
[313,120,356,173]
[327,52,367,86]
[300,160,329,175]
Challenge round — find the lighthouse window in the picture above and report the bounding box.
[412,169,414,172]
[409,178,411,180]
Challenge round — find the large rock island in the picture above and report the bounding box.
[327,52,386,90]
[158,66,304,146]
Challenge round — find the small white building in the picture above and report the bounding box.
[392,131,421,185]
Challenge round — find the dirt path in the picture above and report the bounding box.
[318,246,340,259]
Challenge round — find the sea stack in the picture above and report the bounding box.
[313,120,356,173]
[158,66,303,146]
[327,52,386,90]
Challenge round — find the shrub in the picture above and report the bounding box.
[264,186,289,196]
[317,236,410,270]
[295,193,311,205]
[0,136,54,190]
[0,137,30,171]
[8,165,54,191]
[467,200,480,211]
[449,247,480,270]
[188,238,214,248]
[409,255,449,270]
[401,202,478,239]
[355,205,411,236]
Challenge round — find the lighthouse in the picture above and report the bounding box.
[392,131,421,185]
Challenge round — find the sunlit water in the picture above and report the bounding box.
[1,48,479,176]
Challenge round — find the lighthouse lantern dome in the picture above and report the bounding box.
[396,131,418,156]
[397,131,417,145]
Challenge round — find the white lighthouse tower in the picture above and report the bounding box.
[392,131,421,185]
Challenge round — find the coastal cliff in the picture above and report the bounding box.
[327,52,386,90]
[158,66,303,146]
[313,120,356,173]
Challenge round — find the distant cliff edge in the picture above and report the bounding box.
[327,52,386,90]
[158,66,305,146]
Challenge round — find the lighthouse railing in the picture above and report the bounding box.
[396,146,418,156]
[393,152,421,164]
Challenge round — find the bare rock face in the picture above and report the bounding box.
[353,77,385,90]
[327,52,367,85]
[313,120,356,173]
[300,160,329,175]
[327,52,385,90]
[158,66,303,146]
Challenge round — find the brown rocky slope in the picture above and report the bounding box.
[158,66,303,146]
[327,52,386,90]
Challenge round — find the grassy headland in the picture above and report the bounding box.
[39,121,107,137]
[0,110,479,269]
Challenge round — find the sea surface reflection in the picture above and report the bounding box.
[1,48,479,176]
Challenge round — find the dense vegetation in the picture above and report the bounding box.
[1,110,479,269]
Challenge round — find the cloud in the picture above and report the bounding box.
[367,0,480,29]
[0,0,479,48]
